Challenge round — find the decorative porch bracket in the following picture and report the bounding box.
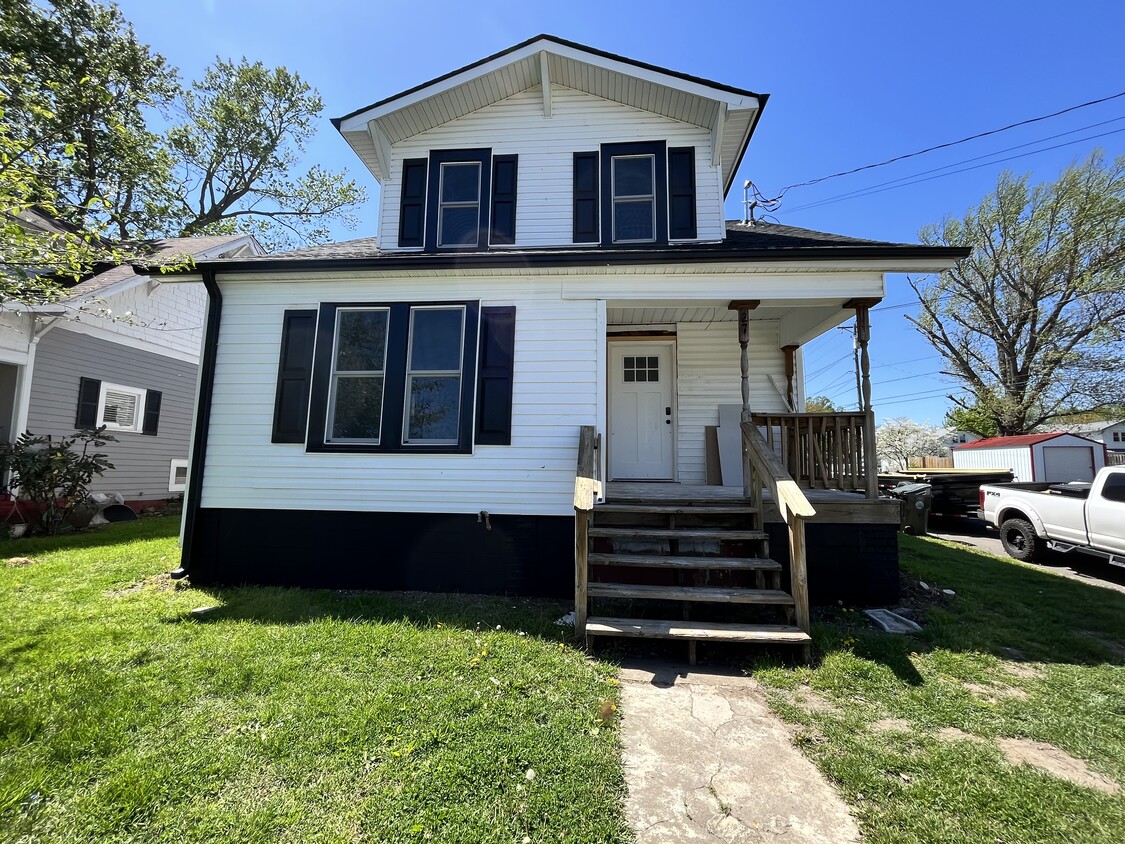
[728,300,760,423]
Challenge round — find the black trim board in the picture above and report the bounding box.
[176,243,970,276]
[188,508,573,597]
[178,268,221,575]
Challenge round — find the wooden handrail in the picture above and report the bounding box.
[573,425,601,511]
[574,425,601,636]
[752,411,877,498]
[742,422,813,638]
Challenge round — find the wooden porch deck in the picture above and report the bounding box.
[604,482,900,524]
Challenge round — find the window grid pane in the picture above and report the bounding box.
[438,162,481,247]
[404,307,465,444]
[623,354,659,383]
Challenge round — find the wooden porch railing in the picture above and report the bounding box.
[741,422,815,639]
[751,411,878,498]
[573,425,601,634]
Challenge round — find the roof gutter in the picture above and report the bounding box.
[168,244,970,276]
[172,268,221,579]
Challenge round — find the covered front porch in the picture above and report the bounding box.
[576,296,894,661]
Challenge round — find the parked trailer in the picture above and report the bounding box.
[879,468,1015,515]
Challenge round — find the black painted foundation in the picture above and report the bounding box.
[767,521,900,607]
[189,508,573,597]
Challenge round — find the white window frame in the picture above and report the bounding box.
[401,305,466,446]
[168,459,189,493]
[326,307,390,444]
[436,161,482,249]
[611,154,657,244]
[97,381,146,433]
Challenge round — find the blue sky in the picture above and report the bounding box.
[114,0,1125,425]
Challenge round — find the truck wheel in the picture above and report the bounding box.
[999,518,1045,563]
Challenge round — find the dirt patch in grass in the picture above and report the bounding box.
[104,572,174,597]
[5,556,34,567]
[871,717,912,733]
[938,727,985,744]
[998,737,1121,795]
[784,686,842,715]
[1002,662,1045,681]
[963,681,1028,701]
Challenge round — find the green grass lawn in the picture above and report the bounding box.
[0,518,628,844]
[750,535,1125,844]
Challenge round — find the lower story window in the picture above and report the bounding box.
[308,301,479,454]
[168,459,189,492]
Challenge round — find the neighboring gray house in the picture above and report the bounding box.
[0,234,263,506]
[1058,420,1125,452]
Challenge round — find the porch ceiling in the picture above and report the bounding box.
[606,299,855,346]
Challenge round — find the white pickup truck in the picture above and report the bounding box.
[980,466,1125,567]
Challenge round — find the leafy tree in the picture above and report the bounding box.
[1,0,365,293]
[163,58,364,250]
[944,404,998,439]
[805,395,844,412]
[876,418,944,471]
[911,152,1125,436]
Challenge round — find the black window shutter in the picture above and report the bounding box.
[272,309,317,443]
[490,155,518,245]
[573,152,599,243]
[475,306,516,445]
[76,377,101,428]
[668,147,697,240]
[142,390,162,436]
[398,158,428,248]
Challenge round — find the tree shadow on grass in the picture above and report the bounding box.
[795,534,1125,685]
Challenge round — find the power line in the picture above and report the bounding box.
[780,114,1125,214]
[782,125,1125,214]
[776,90,1125,195]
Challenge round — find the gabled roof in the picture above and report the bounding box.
[180,221,968,273]
[954,432,1099,449]
[333,34,767,196]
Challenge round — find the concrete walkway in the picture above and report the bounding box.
[618,661,860,843]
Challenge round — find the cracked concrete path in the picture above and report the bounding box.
[618,660,861,843]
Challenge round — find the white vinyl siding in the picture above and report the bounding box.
[379,86,723,249]
[202,277,599,517]
[674,321,788,484]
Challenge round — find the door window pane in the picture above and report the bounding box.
[623,354,659,383]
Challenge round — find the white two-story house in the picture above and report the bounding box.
[169,35,966,654]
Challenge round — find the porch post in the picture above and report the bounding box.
[782,344,799,411]
[728,300,760,423]
[846,299,879,497]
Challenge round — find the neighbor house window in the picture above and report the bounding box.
[168,459,188,492]
[611,155,656,243]
[326,308,390,443]
[98,382,146,433]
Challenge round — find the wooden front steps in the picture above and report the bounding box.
[578,494,811,662]
[586,617,810,643]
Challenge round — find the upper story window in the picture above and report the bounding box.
[398,149,519,251]
[611,155,656,243]
[437,163,482,248]
[573,142,697,246]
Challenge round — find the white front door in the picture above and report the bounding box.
[609,342,674,480]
